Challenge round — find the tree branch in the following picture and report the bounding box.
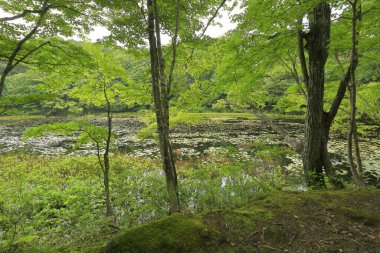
[12,41,51,68]
[199,0,227,38]
[0,9,45,22]
[297,28,309,94]
[224,98,303,153]
[326,65,351,125]
[0,0,50,97]
[185,0,228,65]
[167,0,180,96]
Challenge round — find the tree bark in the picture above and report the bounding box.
[297,20,309,94]
[347,0,365,186]
[321,114,344,189]
[104,81,113,216]
[298,1,364,189]
[147,0,180,213]
[302,2,331,188]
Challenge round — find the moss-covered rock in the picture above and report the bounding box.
[104,213,209,253]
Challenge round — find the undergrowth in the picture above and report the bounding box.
[0,153,288,252]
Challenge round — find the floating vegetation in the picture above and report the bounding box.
[0,116,379,180]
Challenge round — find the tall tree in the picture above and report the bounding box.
[99,0,231,213]
[227,0,379,188]
[69,43,132,216]
[347,0,365,185]
[146,0,181,213]
[298,1,369,188]
[299,2,336,187]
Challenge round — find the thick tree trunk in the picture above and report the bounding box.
[297,1,363,189]
[147,0,180,213]
[302,2,331,188]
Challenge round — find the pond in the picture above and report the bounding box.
[0,115,379,176]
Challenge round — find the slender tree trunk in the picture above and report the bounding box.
[347,0,365,186]
[297,20,309,93]
[147,0,180,213]
[347,82,363,185]
[104,155,112,216]
[103,80,113,216]
[352,4,364,175]
[321,115,344,189]
[302,2,331,188]
[353,130,363,173]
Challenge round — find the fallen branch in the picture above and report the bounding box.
[224,99,303,153]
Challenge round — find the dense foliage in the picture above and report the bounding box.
[0,0,379,252]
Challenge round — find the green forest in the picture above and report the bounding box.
[0,0,379,252]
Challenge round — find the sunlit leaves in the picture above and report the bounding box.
[23,120,115,150]
[100,0,236,47]
[357,82,380,122]
[33,42,148,113]
[0,0,95,38]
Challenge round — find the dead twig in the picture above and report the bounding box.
[246,231,260,240]
[259,243,282,252]
[289,233,297,246]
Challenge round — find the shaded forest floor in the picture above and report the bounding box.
[104,190,380,253]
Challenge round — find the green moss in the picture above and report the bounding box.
[261,227,289,243]
[103,190,380,253]
[294,190,358,205]
[232,208,273,221]
[223,208,273,235]
[257,191,303,212]
[104,213,208,253]
[301,190,380,226]
[337,207,380,226]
